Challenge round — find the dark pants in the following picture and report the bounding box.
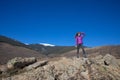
[77,44,87,58]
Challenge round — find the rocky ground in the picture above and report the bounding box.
[0,54,120,80]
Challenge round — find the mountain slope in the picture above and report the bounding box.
[0,35,27,47]
[61,45,120,58]
[0,42,46,65]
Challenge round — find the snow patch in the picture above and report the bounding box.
[25,43,29,45]
[40,43,55,47]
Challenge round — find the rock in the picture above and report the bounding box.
[80,70,89,80]
[2,77,11,80]
[1,54,120,80]
[0,65,8,74]
[91,54,119,68]
[103,54,119,67]
[94,55,103,60]
[24,60,48,71]
[0,70,2,74]
[90,55,104,65]
[7,57,37,70]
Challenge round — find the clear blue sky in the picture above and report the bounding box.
[0,0,120,47]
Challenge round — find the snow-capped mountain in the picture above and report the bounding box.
[40,43,55,47]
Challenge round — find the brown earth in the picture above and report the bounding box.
[0,42,46,65]
[61,45,120,59]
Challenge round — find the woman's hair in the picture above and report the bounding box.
[75,32,81,38]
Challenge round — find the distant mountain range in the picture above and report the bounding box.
[28,44,76,56]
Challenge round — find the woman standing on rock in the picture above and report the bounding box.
[75,32,87,58]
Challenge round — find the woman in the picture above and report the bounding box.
[75,32,87,58]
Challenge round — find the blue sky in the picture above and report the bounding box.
[0,0,120,47]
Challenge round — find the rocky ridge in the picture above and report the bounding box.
[0,54,120,80]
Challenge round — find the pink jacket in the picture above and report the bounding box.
[75,33,85,45]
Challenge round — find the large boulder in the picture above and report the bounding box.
[91,54,119,67]
[103,54,119,67]
[7,57,37,70]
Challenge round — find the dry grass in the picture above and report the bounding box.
[61,45,120,58]
[0,42,46,65]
